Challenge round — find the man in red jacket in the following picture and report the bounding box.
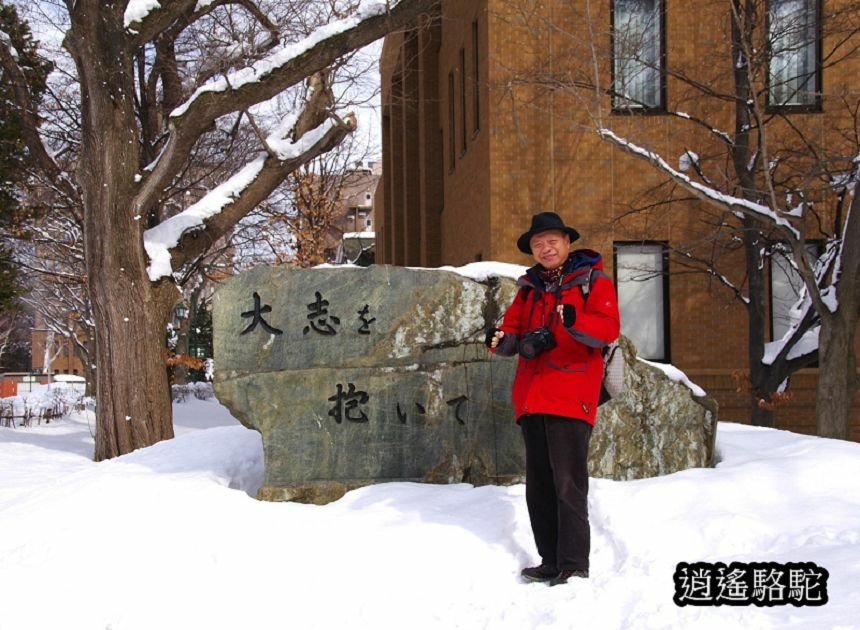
[486,212,620,586]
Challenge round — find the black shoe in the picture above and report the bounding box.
[548,569,589,586]
[520,564,559,582]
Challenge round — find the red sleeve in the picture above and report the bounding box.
[571,275,620,347]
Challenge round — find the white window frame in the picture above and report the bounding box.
[615,242,669,361]
[768,0,819,107]
[612,0,664,110]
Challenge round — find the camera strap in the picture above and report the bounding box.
[522,267,570,330]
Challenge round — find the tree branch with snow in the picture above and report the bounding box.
[136,0,437,214]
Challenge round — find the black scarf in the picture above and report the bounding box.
[537,255,573,291]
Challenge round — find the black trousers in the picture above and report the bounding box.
[520,414,593,572]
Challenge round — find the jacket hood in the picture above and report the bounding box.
[519,249,604,290]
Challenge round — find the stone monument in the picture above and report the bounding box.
[213,265,717,504]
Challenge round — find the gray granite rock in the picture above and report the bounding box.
[213,266,522,503]
[590,336,718,480]
[213,265,717,504]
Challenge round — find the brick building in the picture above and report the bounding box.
[377,0,860,437]
[30,314,87,378]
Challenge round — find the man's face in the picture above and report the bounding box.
[529,230,571,269]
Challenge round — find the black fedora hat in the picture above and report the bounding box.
[517,212,580,254]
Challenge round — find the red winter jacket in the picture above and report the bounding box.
[493,250,620,425]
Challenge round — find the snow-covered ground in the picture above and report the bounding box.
[1,399,858,630]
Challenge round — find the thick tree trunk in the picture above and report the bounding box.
[816,316,858,440]
[816,184,860,440]
[90,281,176,460]
[67,4,178,460]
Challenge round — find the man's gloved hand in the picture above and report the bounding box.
[485,328,503,349]
[561,304,576,328]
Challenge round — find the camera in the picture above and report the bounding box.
[519,327,556,359]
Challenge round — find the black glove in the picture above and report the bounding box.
[562,304,576,328]
[484,328,500,349]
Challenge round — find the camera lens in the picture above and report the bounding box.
[519,328,555,359]
[519,340,538,359]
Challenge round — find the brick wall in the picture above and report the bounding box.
[690,370,860,442]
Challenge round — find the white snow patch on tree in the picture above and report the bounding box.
[123,0,161,27]
[679,150,698,172]
[598,128,800,238]
[143,117,338,281]
[170,0,394,118]
[143,158,266,281]
[764,328,819,365]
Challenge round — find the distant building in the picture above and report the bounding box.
[30,312,86,378]
[328,161,380,265]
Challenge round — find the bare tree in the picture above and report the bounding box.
[597,0,860,438]
[9,189,95,385]
[0,311,20,367]
[1,0,439,459]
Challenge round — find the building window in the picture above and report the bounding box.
[459,48,467,155]
[612,0,664,110]
[448,70,455,171]
[472,20,480,135]
[615,242,669,361]
[770,242,819,340]
[768,0,819,107]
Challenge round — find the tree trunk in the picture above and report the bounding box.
[89,282,177,460]
[67,4,178,460]
[730,4,776,428]
[816,183,860,440]
[73,339,97,396]
[741,218,776,427]
[816,315,858,440]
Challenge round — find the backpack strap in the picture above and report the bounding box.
[561,267,613,350]
[581,268,594,297]
[559,266,609,299]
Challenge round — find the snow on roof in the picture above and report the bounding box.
[52,374,86,383]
